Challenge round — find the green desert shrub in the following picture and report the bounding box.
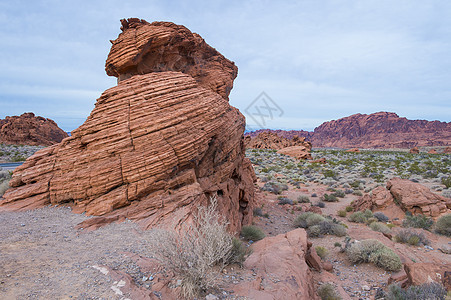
[337,210,347,217]
[402,214,433,230]
[317,221,347,237]
[435,214,451,236]
[297,195,310,203]
[278,197,293,205]
[317,283,342,300]
[346,239,402,272]
[0,180,10,197]
[349,209,373,223]
[253,207,263,217]
[353,190,363,196]
[315,246,328,259]
[386,282,446,300]
[441,176,451,189]
[294,213,346,237]
[229,237,252,266]
[394,229,430,246]
[332,190,345,198]
[241,225,265,241]
[345,206,353,212]
[369,222,391,234]
[323,193,338,202]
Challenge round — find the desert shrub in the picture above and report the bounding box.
[334,242,342,248]
[345,206,353,212]
[261,181,288,194]
[306,213,326,227]
[0,180,10,197]
[394,229,430,246]
[323,193,338,202]
[318,221,347,237]
[353,190,363,196]
[229,237,252,266]
[278,197,293,205]
[346,239,402,272]
[315,246,328,259]
[297,195,310,203]
[373,212,389,222]
[387,223,396,229]
[293,212,314,228]
[308,225,322,237]
[253,207,263,217]
[332,190,345,198]
[148,197,237,298]
[366,217,378,225]
[317,283,342,300]
[241,225,265,241]
[349,209,373,223]
[386,282,446,300]
[369,222,391,234]
[323,169,338,179]
[311,193,318,197]
[295,213,346,237]
[402,214,433,230]
[435,214,451,236]
[441,176,451,189]
[337,210,347,217]
[316,201,326,208]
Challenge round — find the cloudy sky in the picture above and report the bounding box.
[1,0,450,132]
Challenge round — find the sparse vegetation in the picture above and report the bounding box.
[434,214,451,236]
[441,176,451,189]
[337,210,347,217]
[323,193,338,202]
[317,283,342,300]
[369,222,391,234]
[0,169,12,197]
[294,212,347,237]
[297,195,310,203]
[402,213,433,230]
[394,229,430,246]
[346,239,402,272]
[386,282,446,300]
[315,246,328,259]
[241,225,265,241]
[148,197,249,298]
[348,210,373,223]
[373,212,389,222]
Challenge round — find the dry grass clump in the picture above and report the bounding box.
[402,213,433,230]
[348,209,373,223]
[241,225,265,241]
[346,239,402,272]
[317,283,342,300]
[0,169,11,197]
[386,282,447,300]
[315,246,328,259]
[294,212,347,238]
[148,197,250,299]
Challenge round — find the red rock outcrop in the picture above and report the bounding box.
[0,19,255,232]
[0,113,68,146]
[246,112,451,149]
[105,19,237,100]
[310,112,451,148]
[245,131,312,150]
[277,145,312,160]
[409,146,420,154]
[444,147,451,154]
[428,149,437,154]
[345,148,360,153]
[352,178,451,218]
[232,229,319,299]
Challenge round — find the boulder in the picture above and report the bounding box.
[404,262,451,288]
[409,147,419,154]
[0,19,255,233]
[428,149,438,154]
[277,146,312,160]
[387,177,451,217]
[0,113,68,146]
[352,178,451,218]
[232,229,318,299]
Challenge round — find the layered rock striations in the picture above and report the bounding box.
[0,113,68,146]
[1,19,255,232]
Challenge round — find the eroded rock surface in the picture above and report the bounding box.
[0,113,68,146]
[352,178,451,217]
[1,19,254,232]
[232,229,318,299]
[277,146,312,160]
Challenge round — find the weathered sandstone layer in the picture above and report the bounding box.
[1,19,255,232]
[0,113,68,146]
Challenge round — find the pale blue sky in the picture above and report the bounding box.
[1,0,450,131]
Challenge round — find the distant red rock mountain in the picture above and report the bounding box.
[245,112,451,149]
[0,113,68,146]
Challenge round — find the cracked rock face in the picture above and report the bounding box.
[1,19,255,232]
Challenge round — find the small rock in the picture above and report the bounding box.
[362,285,371,291]
[206,294,219,300]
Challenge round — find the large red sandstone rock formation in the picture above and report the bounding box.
[0,19,255,232]
[232,229,319,299]
[246,112,451,149]
[0,113,68,146]
[352,177,451,218]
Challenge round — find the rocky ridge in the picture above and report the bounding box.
[1,19,255,233]
[245,112,451,149]
[0,113,68,146]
